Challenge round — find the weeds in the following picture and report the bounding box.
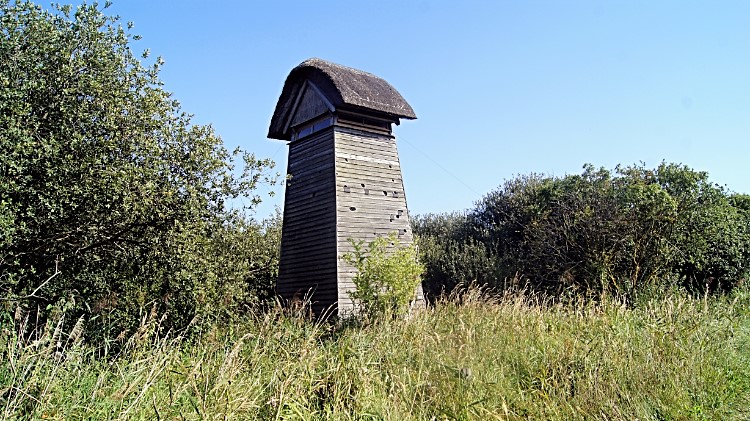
[1,287,748,419]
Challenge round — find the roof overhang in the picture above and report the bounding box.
[268,58,416,141]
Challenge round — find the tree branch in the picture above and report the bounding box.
[26,257,61,300]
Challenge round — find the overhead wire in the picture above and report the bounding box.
[399,137,483,198]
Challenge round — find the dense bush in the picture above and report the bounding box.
[0,1,278,340]
[413,212,497,298]
[414,163,750,299]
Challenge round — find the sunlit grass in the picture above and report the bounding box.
[2,287,749,420]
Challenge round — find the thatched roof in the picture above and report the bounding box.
[268,58,416,140]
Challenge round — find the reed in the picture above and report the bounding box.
[1,286,748,420]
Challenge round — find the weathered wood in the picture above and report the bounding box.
[276,116,337,312]
[270,58,422,316]
[332,125,417,312]
[289,82,331,128]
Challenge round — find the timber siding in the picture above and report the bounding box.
[334,126,415,312]
[277,128,337,315]
[269,58,421,316]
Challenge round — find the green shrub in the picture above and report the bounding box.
[342,234,424,318]
[414,163,750,299]
[654,164,750,291]
[412,213,498,300]
[0,1,278,340]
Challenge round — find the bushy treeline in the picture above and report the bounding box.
[4,0,749,348]
[415,163,750,300]
[0,1,279,342]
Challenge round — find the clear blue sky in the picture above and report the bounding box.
[103,0,750,219]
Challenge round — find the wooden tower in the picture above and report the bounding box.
[268,58,422,316]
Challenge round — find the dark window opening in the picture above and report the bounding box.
[291,115,334,141]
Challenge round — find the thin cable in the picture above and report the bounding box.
[400,137,483,197]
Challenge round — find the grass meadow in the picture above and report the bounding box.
[2,287,749,420]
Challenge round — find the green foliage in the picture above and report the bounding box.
[0,1,278,339]
[342,234,424,318]
[2,287,749,419]
[506,164,680,295]
[412,213,497,299]
[415,162,750,299]
[654,164,750,291]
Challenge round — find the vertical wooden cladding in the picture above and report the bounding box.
[289,82,331,128]
[334,127,417,312]
[277,128,337,315]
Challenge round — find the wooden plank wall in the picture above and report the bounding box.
[277,128,338,315]
[290,84,330,128]
[334,126,424,314]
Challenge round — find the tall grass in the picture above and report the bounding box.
[2,287,749,420]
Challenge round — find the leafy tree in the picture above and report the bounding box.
[0,1,277,338]
[653,163,750,291]
[514,164,679,295]
[414,163,750,299]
